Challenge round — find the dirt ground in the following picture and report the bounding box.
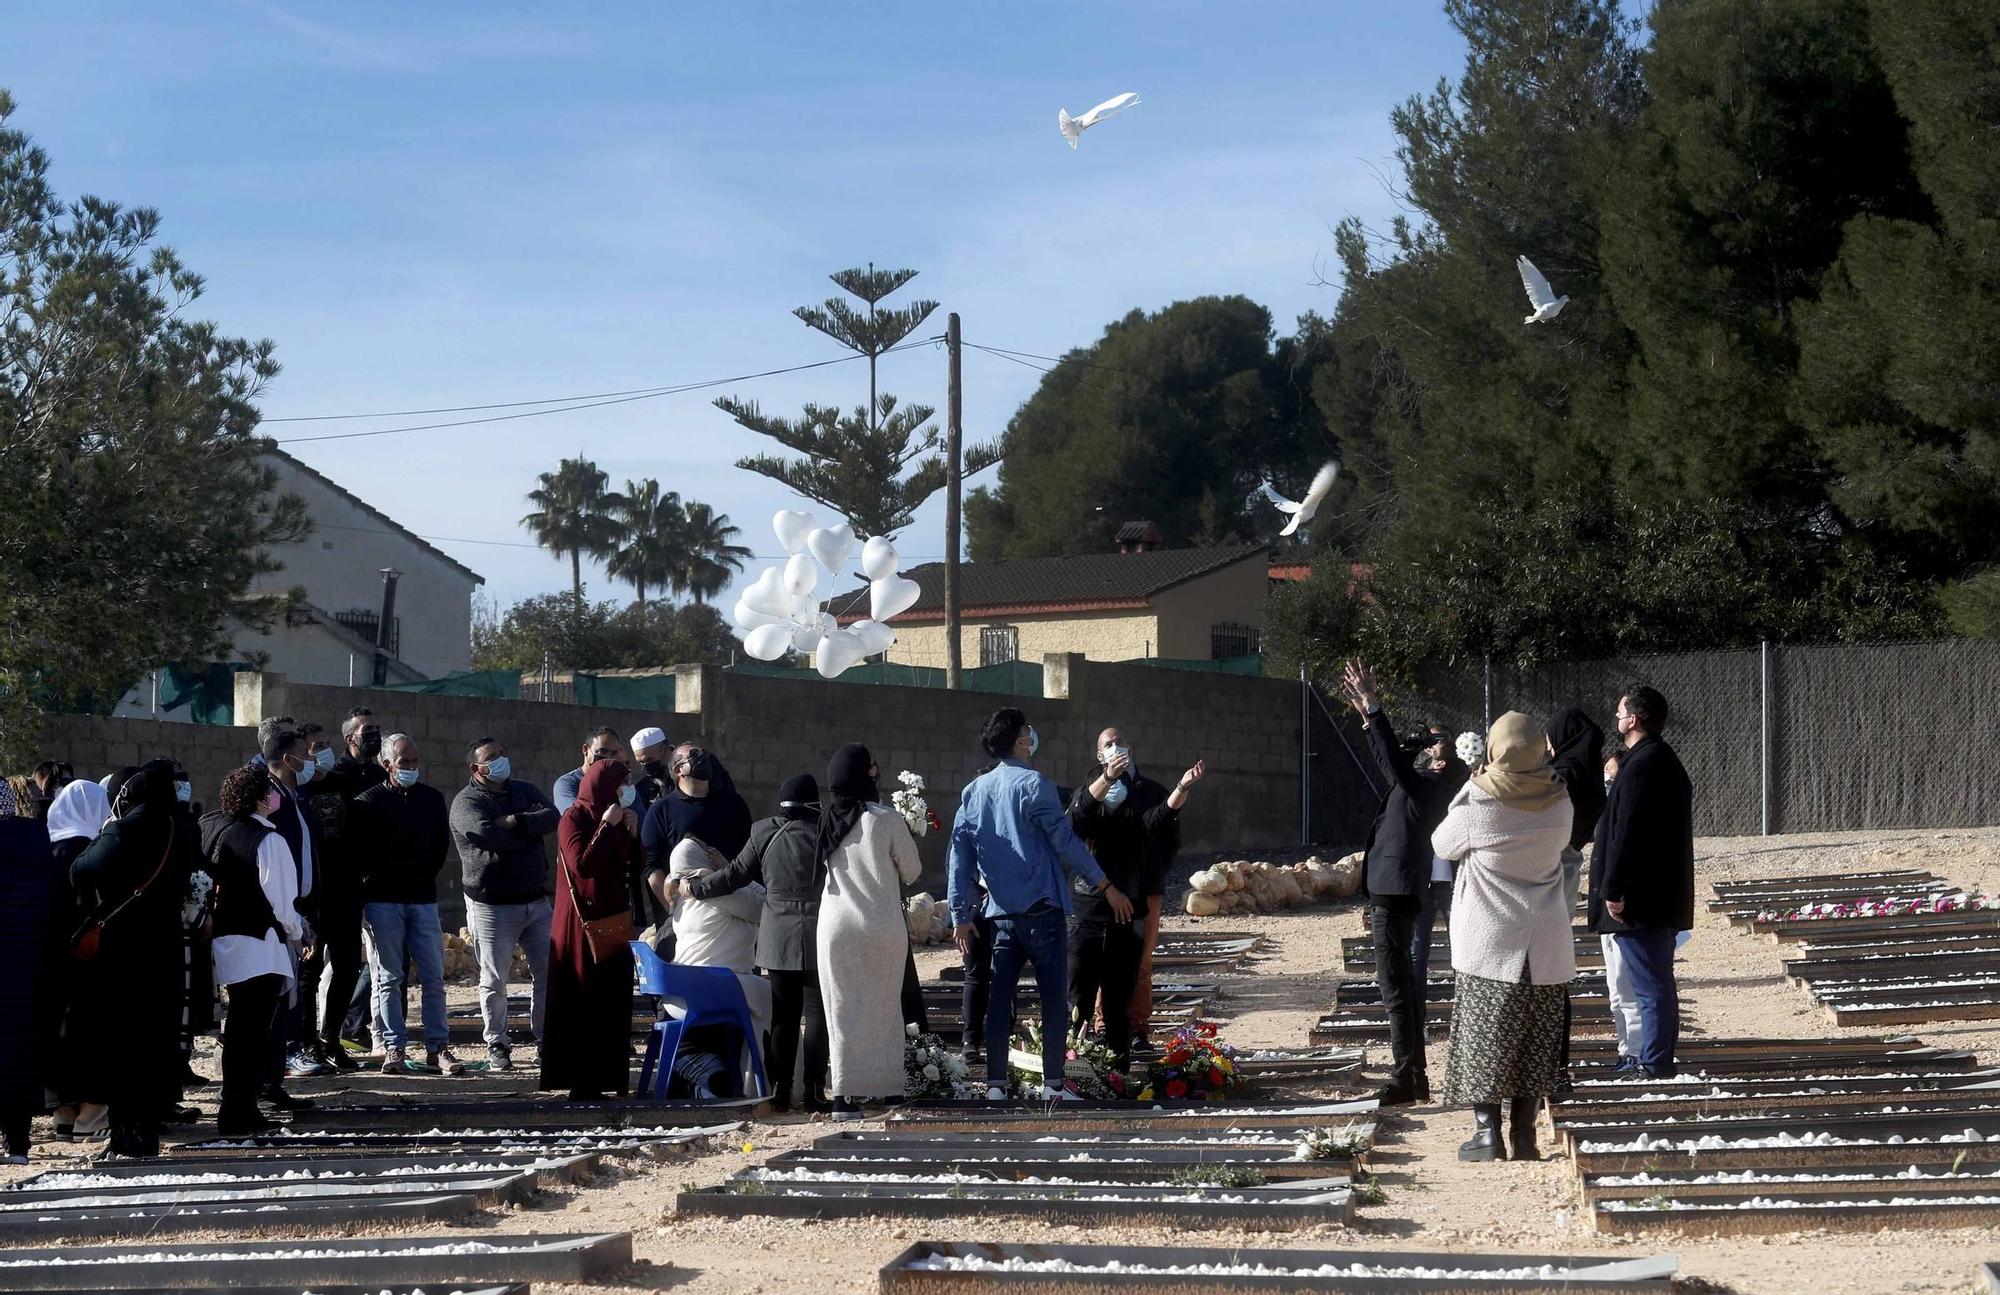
[5,825,1998,1293]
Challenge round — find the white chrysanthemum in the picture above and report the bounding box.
[1455,731,1485,765]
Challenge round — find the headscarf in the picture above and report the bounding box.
[46,778,112,844]
[572,759,629,819]
[778,772,820,821]
[814,743,878,870]
[100,765,140,801]
[1470,712,1568,811]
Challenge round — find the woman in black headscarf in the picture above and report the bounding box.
[70,760,198,1157]
[1545,708,1606,1090]
[813,745,922,1119]
[677,772,832,1112]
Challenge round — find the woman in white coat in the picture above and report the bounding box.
[1431,711,1575,1163]
[814,744,921,1121]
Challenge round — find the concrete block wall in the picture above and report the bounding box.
[36,657,1302,917]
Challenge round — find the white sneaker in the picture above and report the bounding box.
[985,1086,1008,1101]
[1042,1085,1083,1102]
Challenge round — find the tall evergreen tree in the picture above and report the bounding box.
[716,265,997,537]
[521,456,622,606]
[0,91,307,763]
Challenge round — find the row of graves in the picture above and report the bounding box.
[1545,867,2000,1242]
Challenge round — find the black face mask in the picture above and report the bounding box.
[358,730,383,760]
[642,759,666,780]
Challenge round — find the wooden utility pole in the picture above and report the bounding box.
[945,312,964,689]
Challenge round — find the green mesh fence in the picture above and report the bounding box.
[377,668,524,698]
[725,659,1045,696]
[1118,654,1267,676]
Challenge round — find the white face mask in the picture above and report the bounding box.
[619,784,636,808]
[1026,726,1040,758]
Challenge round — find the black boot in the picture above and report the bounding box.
[1458,1104,1502,1161]
[1413,1071,1431,1103]
[1508,1095,1541,1160]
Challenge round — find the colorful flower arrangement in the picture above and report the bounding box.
[1757,892,1999,922]
[890,770,942,837]
[904,1029,974,1099]
[1005,1023,1127,1099]
[1136,1021,1243,1102]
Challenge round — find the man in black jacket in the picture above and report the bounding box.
[355,734,458,1077]
[449,737,561,1072]
[306,708,387,1067]
[1342,659,1465,1105]
[1067,727,1205,1071]
[1588,685,1694,1078]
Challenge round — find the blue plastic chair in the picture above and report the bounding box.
[630,941,768,1101]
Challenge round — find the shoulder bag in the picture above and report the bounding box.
[72,821,175,963]
[562,821,638,961]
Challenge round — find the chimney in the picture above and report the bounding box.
[1115,521,1164,554]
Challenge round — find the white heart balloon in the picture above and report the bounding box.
[732,597,783,633]
[848,618,897,656]
[860,535,899,581]
[815,629,868,679]
[870,574,922,621]
[743,622,793,661]
[789,616,824,654]
[742,567,794,617]
[806,524,856,574]
[782,552,821,599]
[773,509,817,555]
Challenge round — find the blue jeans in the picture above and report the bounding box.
[1613,929,1679,1075]
[985,904,1068,1087]
[363,902,448,1054]
[464,897,551,1047]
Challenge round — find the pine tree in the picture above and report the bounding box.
[716,265,997,537]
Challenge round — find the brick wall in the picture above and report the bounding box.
[36,655,1304,916]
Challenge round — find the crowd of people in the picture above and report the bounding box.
[0,700,1206,1156]
[1340,658,1695,1162]
[0,666,1685,1163]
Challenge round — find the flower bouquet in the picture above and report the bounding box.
[1005,1023,1133,1099]
[1756,892,1999,923]
[904,1030,973,1099]
[890,770,941,838]
[1136,1021,1243,1102]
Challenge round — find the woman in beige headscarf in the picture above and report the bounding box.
[1431,711,1575,1163]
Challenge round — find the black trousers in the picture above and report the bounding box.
[900,947,928,1033]
[2,1108,29,1157]
[316,896,366,1046]
[1068,916,1144,1068]
[959,916,995,1049]
[1369,896,1425,1089]
[222,973,284,1126]
[764,967,830,1105]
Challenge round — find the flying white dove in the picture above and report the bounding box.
[1272,461,1339,537]
[1058,92,1140,149]
[1516,255,1569,324]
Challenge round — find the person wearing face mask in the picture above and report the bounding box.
[449,737,561,1072]
[41,778,111,1142]
[305,708,389,1069]
[199,764,303,1137]
[551,727,631,813]
[542,759,642,1101]
[1067,728,1206,1071]
[256,728,326,1093]
[1588,685,1694,1080]
[1341,659,1464,1107]
[1409,729,1469,993]
[627,727,672,811]
[354,735,459,1077]
[167,760,219,1097]
[69,761,198,1157]
[949,708,1132,1100]
[639,742,751,942]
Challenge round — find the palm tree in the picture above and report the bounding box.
[521,456,623,605]
[678,501,753,604]
[607,478,689,609]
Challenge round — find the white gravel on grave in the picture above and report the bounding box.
[1580,1129,2000,1152]
[1599,1166,2000,1187]
[0,1177,511,1212]
[905,1255,1623,1279]
[0,1239,568,1267]
[5,1160,554,1192]
[1602,1192,2000,1212]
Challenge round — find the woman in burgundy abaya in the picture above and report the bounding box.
[541,759,640,1099]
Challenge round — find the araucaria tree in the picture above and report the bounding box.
[715,264,997,537]
[521,456,622,605]
[0,90,307,764]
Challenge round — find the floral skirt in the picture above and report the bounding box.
[1442,971,1567,1105]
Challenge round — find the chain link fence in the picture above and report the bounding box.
[1305,638,2000,845]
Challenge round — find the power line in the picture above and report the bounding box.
[269,338,941,444]
[315,520,942,564]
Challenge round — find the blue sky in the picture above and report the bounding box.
[5,1,1465,619]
